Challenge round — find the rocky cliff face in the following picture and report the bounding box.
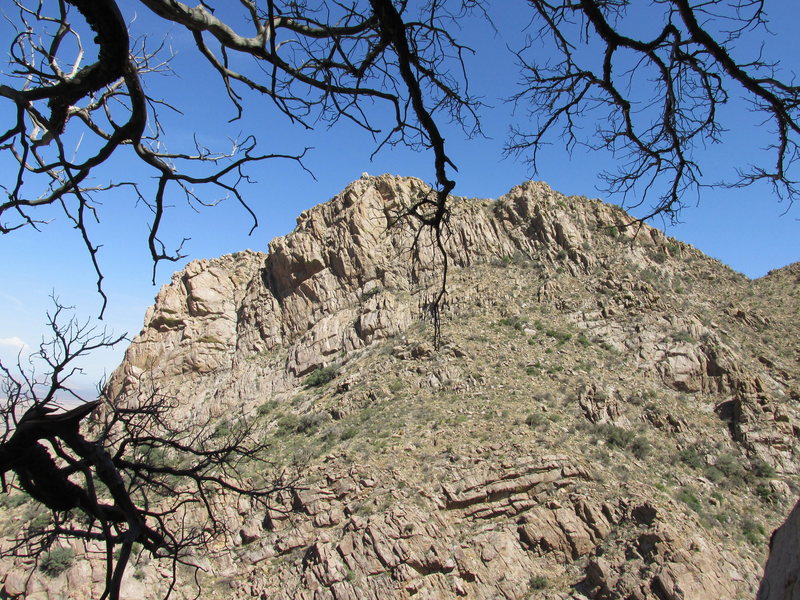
[2,175,798,599]
[757,496,800,600]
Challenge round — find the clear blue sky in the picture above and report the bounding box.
[1,2,798,392]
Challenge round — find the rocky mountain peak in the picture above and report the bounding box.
[5,175,797,600]
[108,174,676,402]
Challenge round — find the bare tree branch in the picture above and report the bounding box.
[1,0,478,315]
[0,300,295,600]
[507,0,800,222]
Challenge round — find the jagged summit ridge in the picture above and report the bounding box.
[109,175,671,399]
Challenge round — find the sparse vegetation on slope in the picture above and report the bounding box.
[2,176,797,599]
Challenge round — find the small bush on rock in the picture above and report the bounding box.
[600,424,635,448]
[305,366,339,388]
[529,575,549,590]
[749,457,775,479]
[40,547,75,577]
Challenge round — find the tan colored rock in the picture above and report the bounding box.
[731,395,800,475]
[2,570,28,597]
[653,560,734,600]
[106,175,653,420]
[6,175,792,600]
[577,383,629,425]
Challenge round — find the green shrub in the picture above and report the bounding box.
[556,249,568,260]
[703,465,725,483]
[750,457,776,479]
[40,547,75,577]
[640,268,658,282]
[276,412,331,435]
[257,401,278,416]
[275,414,300,435]
[652,250,669,264]
[576,334,591,347]
[144,446,171,468]
[715,453,746,481]
[26,509,51,533]
[669,331,695,343]
[545,329,572,344]
[360,287,381,301]
[630,436,651,459]
[525,364,541,376]
[305,365,339,388]
[600,424,635,448]
[713,510,732,524]
[528,575,549,590]
[741,518,766,545]
[0,493,28,508]
[677,488,702,513]
[499,315,527,330]
[339,427,358,441]
[296,412,329,434]
[491,254,513,267]
[525,413,547,429]
[212,419,233,438]
[755,483,779,504]
[679,446,704,469]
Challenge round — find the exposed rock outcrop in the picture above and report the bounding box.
[2,175,798,600]
[106,176,675,420]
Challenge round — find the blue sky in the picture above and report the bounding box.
[1,2,798,392]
